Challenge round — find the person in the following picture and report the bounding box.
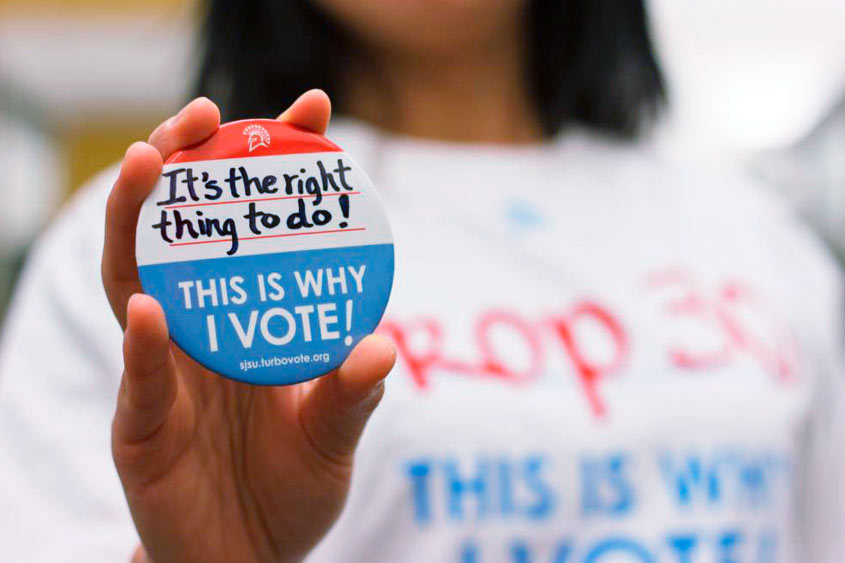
[1,0,844,561]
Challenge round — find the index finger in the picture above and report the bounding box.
[147,97,222,159]
[102,97,221,327]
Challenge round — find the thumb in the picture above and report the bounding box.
[298,334,396,465]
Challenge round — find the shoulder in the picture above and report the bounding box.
[568,128,842,326]
[23,163,118,284]
[1,164,122,379]
[51,164,118,247]
[25,163,118,321]
[569,127,833,256]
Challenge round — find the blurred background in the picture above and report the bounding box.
[0,0,843,319]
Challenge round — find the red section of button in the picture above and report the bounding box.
[166,119,342,164]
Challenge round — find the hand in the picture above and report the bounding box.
[102,91,396,563]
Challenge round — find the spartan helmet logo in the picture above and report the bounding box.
[243,124,271,152]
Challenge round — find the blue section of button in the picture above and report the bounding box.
[138,243,394,385]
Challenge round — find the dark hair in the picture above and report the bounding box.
[197,0,665,138]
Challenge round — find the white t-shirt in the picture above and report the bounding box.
[2,121,844,562]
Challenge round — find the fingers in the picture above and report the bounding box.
[114,294,178,446]
[147,96,221,159]
[277,89,332,134]
[298,334,396,466]
[102,143,162,327]
[102,97,221,328]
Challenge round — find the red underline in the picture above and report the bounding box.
[165,191,361,210]
[169,227,367,247]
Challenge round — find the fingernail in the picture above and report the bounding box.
[169,100,194,127]
[173,96,212,127]
[124,141,144,158]
[126,293,142,318]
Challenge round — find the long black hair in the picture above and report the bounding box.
[196,0,665,138]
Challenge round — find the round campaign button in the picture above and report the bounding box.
[135,119,394,385]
